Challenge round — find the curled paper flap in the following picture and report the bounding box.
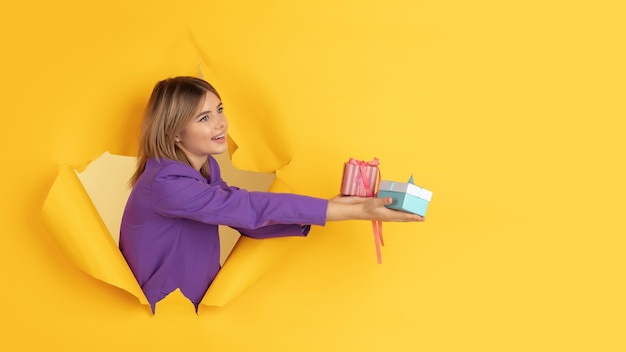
[41,161,148,304]
[74,152,136,246]
[200,236,301,307]
[193,54,292,173]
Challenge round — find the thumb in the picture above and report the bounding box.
[375,196,393,206]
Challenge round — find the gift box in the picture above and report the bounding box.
[340,158,380,197]
[377,175,432,216]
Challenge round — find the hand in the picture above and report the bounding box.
[326,195,425,222]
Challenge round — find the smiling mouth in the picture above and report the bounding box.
[211,133,225,140]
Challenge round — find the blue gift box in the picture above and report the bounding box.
[377,176,432,216]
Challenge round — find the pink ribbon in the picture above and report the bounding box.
[347,158,384,264]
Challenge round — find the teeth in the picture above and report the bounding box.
[212,134,225,140]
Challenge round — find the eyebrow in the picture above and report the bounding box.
[195,102,223,119]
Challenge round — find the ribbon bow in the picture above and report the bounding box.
[347,158,384,264]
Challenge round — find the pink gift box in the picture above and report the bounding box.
[340,158,380,197]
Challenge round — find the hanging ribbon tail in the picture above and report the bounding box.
[371,161,383,263]
[366,166,383,263]
[372,220,382,264]
[376,220,384,246]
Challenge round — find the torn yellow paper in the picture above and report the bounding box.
[200,236,302,307]
[42,150,296,308]
[75,152,136,246]
[41,161,148,304]
[194,58,293,173]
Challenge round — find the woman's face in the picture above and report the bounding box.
[176,92,228,170]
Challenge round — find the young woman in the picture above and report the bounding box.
[119,76,424,312]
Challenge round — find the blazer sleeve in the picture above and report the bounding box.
[151,163,328,230]
[214,165,313,238]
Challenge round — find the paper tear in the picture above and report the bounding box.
[41,158,148,304]
[75,152,135,245]
[41,150,295,309]
[197,63,203,79]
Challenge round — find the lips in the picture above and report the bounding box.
[211,133,225,140]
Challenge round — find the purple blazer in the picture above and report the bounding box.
[119,156,327,312]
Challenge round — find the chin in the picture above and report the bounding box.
[212,146,228,155]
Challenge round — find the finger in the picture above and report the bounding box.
[381,208,425,222]
[395,214,424,222]
[371,196,392,206]
[381,196,393,205]
[407,214,424,221]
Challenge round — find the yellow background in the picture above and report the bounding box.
[2,0,625,350]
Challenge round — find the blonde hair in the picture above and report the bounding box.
[131,76,221,185]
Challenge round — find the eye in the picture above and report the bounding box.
[199,115,209,122]
[217,106,224,113]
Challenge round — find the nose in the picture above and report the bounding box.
[216,114,227,129]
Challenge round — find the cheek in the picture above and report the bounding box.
[180,130,200,145]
